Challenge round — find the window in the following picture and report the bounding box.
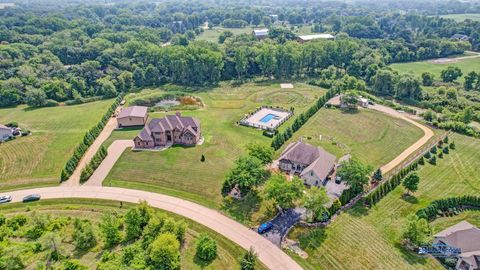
[310,171,314,176]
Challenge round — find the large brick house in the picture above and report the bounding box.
[278,141,336,186]
[134,112,201,148]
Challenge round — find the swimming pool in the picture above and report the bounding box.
[259,113,278,123]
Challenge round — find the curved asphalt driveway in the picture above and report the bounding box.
[5,186,303,270]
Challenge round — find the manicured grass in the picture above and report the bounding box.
[197,27,256,42]
[105,82,325,209]
[0,198,262,270]
[389,55,480,83]
[437,13,480,22]
[288,134,480,270]
[0,100,113,189]
[282,107,424,169]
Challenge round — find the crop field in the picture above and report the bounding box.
[0,199,260,270]
[282,107,424,169]
[105,82,325,208]
[437,13,480,22]
[390,55,480,82]
[0,100,113,190]
[288,134,480,270]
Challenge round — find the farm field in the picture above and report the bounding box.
[105,82,325,208]
[282,107,424,169]
[288,133,480,270]
[0,100,113,190]
[389,55,480,82]
[437,13,480,22]
[0,198,259,270]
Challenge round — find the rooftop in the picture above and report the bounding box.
[118,106,148,119]
[298,34,335,41]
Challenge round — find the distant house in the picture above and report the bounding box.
[253,29,269,39]
[279,141,336,186]
[451,34,469,41]
[433,221,480,270]
[117,106,148,128]
[297,34,335,43]
[0,124,12,142]
[326,94,369,109]
[134,112,201,148]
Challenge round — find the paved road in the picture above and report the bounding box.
[4,186,303,270]
[62,116,118,186]
[369,104,434,173]
[84,140,134,186]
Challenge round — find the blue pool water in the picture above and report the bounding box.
[259,114,278,123]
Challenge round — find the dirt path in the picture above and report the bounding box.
[428,50,480,64]
[369,104,434,173]
[4,186,302,270]
[83,140,134,186]
[61,116,118,187]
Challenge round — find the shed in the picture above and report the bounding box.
[117,106,148,128]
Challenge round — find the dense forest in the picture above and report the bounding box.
[0,0,479,109]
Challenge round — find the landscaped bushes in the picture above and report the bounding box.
[129,92,184,107]
[80,145,108,183]
[60,95,123,181]
[416,196,480,221]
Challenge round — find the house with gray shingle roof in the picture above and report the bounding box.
[278,141,336,186]
[0,124,13,142]
[134,112,201,148]
[433,221,480,270]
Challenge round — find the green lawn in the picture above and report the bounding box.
[197,27,256,43]
[105,82,325,208]
[437,13,480,22]
[389,55,480,83]
[288,133,480,270]
[0,100,113,190]
[281,107,424,169]
[0,199,262,270]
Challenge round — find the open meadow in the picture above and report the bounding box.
[437,13,480,22]
[288,133,480,270]
[0,198,260,270]
[0,100,113,190]
[197,27,255,42]
[389,54,480,82]
[104,82,325,208]
[281,107,424,169]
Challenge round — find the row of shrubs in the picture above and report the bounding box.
[416,196,480,221]
[65,96,103,106]
[79,145,108,183]
[365,136,453,206]
[271,88,339,150]
[129,92,184,107]
[60,95,123,181]
[365,161,420,206]
[435,120,479,138]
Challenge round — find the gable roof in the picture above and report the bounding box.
[118,106,148,119]
[280,141,320,165]
[300,150,336,181]
[0,124,10,131]
[434,221,480,253]
[137,113,200,142]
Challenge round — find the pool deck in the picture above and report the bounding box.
[243,108,291,130]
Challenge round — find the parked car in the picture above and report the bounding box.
[0,195,12,204]
[257,221,273,234]
[22,194,41,203]
[335,176,342,184]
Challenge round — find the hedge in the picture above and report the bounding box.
[80,145,108,183]
[271,87,339,150]
[416,196,480,221]
[60,94,123,181]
